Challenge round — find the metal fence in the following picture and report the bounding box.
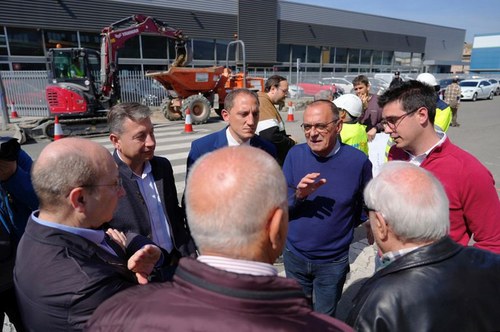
[0,71,170,117]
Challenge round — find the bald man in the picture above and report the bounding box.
[14,138,163,332]
[87,146,352,332]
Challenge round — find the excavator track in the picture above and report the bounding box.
[20,116,109,140]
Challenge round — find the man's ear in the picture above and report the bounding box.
[109,133,120,149]
[68,187,86,212]
[416,106,430,125]
[372,211,389,241]
[221,109,230,122]
[268,207,286,251]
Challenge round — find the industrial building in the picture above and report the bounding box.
[470,33,500,74]
[0,0,465,74]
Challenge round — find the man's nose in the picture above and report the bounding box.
[145,134,155,146]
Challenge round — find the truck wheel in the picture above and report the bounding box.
[472,93,477,101]
[489,91,494,100]
[182,95,211,124]
[161,98,182,121]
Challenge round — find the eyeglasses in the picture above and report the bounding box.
[380,109,418,130]
[278,87,288,94]
[82,178,123,191]
[301,119,339,133]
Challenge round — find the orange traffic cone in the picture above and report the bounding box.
[286,101,296,122]
[182,108,194,134]
[10,102,19,119]
[53,116,64,140]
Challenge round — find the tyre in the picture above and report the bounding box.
[472,93,477,101]
[489,91,494,100]
[182,94,211,124]
[160,98,182,121]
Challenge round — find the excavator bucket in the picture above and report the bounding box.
[172,40,191,67]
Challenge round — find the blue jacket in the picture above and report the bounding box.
[186,127,277,171]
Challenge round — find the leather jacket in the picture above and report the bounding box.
[346,237,500,331]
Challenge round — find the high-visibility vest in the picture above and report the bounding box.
[435,99,452,132]
[340,123,369,155]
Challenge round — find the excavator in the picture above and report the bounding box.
[30,14,189,138]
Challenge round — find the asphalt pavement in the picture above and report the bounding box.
[2,96,500,329]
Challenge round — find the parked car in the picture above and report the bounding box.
[321,77,353,94]
[459,79,495,101]
[297,80,336,96]
[121,79,167,106]
[287,84,304,98]
[487,78,500,95]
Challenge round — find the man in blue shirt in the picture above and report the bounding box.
[283,100,372,317]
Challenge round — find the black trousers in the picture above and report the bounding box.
[1,287,25,332]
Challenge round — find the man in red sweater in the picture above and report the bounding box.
[379,80,500,254]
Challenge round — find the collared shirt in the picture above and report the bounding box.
[31,211,117,256]
[197,255,277,276]
[407,131,446,166]
[225,127,251,147]
[133,161,174,253]
[311,139,341,158]
[380,246,422,269]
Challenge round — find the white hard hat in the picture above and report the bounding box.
[416,73,438,87]
[333,94,363,118]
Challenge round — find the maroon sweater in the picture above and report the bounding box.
[389,137,500,253]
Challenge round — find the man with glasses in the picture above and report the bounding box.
[282,100,372,317]
[14,138,165,331]
[257,75,296,166]
[380,80,500,254]
[347,162,500,331]
[108,103,196,279]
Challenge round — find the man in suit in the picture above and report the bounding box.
[14,138,162,331]
[108,103,196,277]
[87,146,353,332]
[186,89,276,171]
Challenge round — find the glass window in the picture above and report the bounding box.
[321,46,331,64]
[411,53,422,67]
[142,35,168,59]
[360,49,371,65]
[0,63,9,70]
[335,48,348,64]
[382,51,393,65]
[192,39,215,60]
[394,51,411,67]
[307,45,321,63]
[12,62,46,70]
[44,30,78,49]
[348,49,360,65]
[7,27,44,56]
[291,45,306,63]
[79,32,100,50]
[215,40,231,63]
[118,36,140,58]
[372,50,382,65]
[277,44,290,62]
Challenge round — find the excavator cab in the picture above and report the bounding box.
[46,48,104,116]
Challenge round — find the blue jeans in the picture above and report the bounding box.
[283,248,349,317]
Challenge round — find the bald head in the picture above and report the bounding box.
[33,138,113,209]
[364,161,449,243]
[185,146,287,258]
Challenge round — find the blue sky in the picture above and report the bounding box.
[292,0,500,43]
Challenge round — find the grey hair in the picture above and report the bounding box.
[185,146,287,253]
[364,161,449,242]
[108,102,152,135]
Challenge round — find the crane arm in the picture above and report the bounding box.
[100,14,189,97]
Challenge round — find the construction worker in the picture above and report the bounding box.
[334,94,369,155]
[415,73,452,132]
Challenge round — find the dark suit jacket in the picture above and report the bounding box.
[109,152,195,256]
[186,127,277,171]
[14,217,137,332]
